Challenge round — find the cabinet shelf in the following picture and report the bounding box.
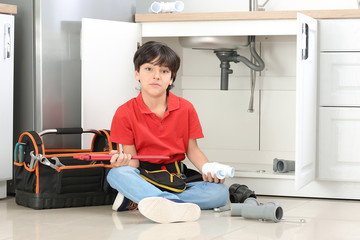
[232,163,295,180]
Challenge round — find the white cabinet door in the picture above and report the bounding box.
[81,18,141,148]
[295,13,318,190]
[319,19,360,52]
[318,107,360,181]
[319,52,360,107]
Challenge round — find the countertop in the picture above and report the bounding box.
[135,9,360,22]
[0,3,17,14]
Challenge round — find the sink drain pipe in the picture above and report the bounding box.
[215,36,264,90]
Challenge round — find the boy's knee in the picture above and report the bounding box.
[216,184,230,204]
[202,182,229,208]
[107,166,137,181]
[219,183,229,196]
[202,183,229,207]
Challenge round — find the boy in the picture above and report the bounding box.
[107,41,229,224]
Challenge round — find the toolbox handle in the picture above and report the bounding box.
[39,128,101,136]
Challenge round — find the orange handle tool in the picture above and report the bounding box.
[74,154,170,161]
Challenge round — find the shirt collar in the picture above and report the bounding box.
[167,92,180,112]
[136,92,180,114]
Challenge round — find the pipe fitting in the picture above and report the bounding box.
[273,158,295,173]
[150,1,184,13]
[229,184,256,203]
[202,162,235,179]
[231,198,283,222]
[214,37,264,90]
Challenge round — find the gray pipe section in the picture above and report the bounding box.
[273,158,295,173]
[220,60,232,90]
[234,38,264,72]
[248,54,256,112]
[231,198,283,222]
[215,36,264,90]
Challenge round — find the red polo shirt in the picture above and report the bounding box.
[110,92,204,164]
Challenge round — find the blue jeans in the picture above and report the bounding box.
[107,166,229,210]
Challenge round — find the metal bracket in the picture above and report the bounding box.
[301,23,309,60]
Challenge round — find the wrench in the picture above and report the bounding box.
[39,155,64,170]
[29,151,40,169]
[50,157,65,168]
[236,169,266,173]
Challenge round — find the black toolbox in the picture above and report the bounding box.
[13,128,118,209]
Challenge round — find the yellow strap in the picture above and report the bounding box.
[140,174,186,193]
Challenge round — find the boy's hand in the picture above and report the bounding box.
[110,151,132,167]
[202,172,225,184]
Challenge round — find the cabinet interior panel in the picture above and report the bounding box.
[260,90,296,152]
[182,90,260,151]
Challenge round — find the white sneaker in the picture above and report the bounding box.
[112,192,138,211]
[138,197,201,224]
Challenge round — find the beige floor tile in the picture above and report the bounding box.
[1,195,359,240]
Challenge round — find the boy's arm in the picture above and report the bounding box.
[186,139,224,184]
[123,144,140,168]
[110,144,139,168]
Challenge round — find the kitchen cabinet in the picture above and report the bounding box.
[318,19,360,182]
[318,108,360,181]
[81,10,360,199]
[0,4,16,199]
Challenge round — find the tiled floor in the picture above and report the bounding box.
[1,195,359,240]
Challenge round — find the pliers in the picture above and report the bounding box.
[14,143,25,163]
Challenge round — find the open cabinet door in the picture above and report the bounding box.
[295,13,318,190]
[81,18,141,148]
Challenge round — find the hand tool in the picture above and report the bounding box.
[214,200,231,212]
[235,169,266,173]
[39,155,64,170]
[73,154,170,161]
[49,157,65,168]
[29,151,40,169]
[281,218,306,223]
[14,143,25,163]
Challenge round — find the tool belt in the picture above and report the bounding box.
[139,161,203,193]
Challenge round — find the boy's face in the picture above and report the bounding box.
[135,61,173,97]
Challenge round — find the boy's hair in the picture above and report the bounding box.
[133,41,180,93]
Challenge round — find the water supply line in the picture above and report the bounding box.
[247,0,270,111]
[248,51,256,112]
[214,36,264,91]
